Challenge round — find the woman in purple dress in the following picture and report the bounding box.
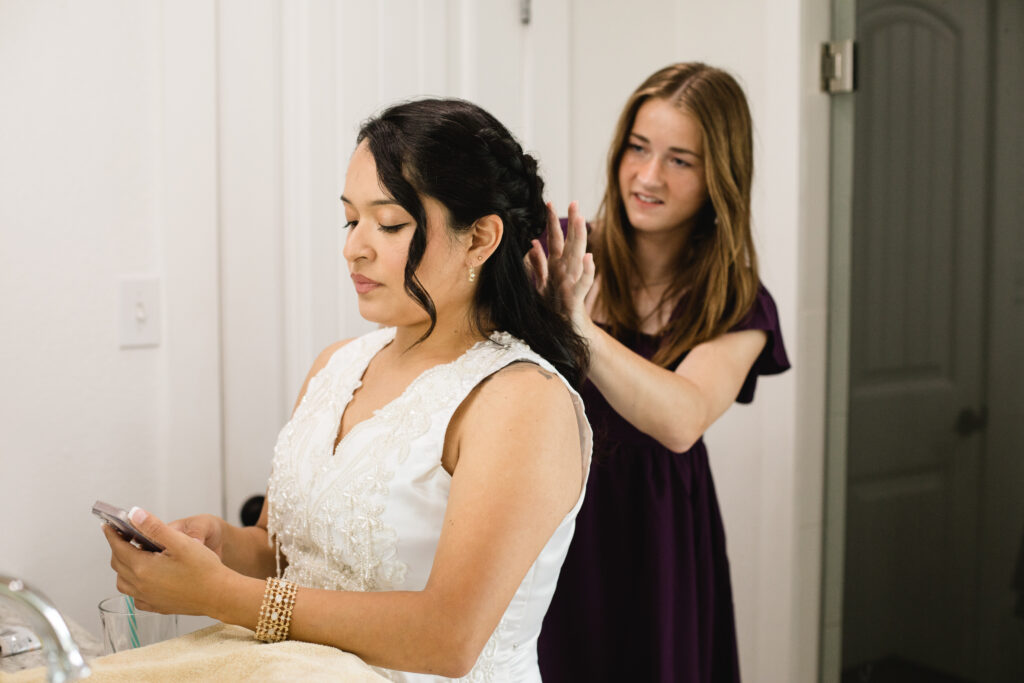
[530,63,790,682]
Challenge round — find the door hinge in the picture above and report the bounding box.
[520,0,531,25]
[821,39,857,93]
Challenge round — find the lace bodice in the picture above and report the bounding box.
[266,327,592,682]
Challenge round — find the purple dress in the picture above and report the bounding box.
[537,285,790,682]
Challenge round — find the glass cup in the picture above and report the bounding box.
[98,595,179,654]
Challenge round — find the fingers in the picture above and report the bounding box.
[564,202,589,281]
[105,525,147,596]
[526,240,549,291]
[109,544,131,575]
[133,598,158,613]
[543,201,593,320]
[112,580,158,614]
[129,507,180,551]
[545,202,565,259]
[102,522,136,560]
[169,517,206,543]
[116,575,133,597]
[574,253,596,300]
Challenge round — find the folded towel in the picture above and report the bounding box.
[1,623,387,682]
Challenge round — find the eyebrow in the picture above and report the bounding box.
[629,133,701,158]
[339,195,401,207]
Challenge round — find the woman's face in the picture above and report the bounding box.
[617,98,709,236]
[341,141,470,327]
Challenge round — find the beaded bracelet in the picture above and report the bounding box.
[254,576,298,642]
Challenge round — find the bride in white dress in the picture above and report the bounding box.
[103,98,594,681]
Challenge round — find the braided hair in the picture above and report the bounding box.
[357,98,588,387]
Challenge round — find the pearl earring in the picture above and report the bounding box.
[468,265,476,283]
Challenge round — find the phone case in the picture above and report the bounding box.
[92,500,165,552]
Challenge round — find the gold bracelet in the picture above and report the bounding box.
[254,577,298,642]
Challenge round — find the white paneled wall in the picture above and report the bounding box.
[0,0,224,635]
[218,0,288,525]
[1,2,829,680]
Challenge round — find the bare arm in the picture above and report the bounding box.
[107,363,583,678]
[532,202,767,452]
[584,320,766,452]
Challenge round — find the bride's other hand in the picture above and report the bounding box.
[169,514,225,559]
[104,508,234,616]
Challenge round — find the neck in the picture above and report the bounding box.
[631,223,692,287]
[389,307,488,364]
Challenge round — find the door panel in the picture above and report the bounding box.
[844,0,990,677]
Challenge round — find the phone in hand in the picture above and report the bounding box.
[92,500,165,552]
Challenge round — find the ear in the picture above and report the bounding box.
[466,214,503,267]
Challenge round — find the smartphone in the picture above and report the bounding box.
[92,500,165,552]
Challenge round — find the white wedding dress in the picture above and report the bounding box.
[266,327,592,682]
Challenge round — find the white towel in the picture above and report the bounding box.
[0,623,387,682]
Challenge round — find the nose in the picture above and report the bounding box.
[636,156,662,187]
[342,222,371,263]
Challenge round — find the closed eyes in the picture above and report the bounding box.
[342,221,410,233]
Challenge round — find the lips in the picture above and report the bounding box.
[351,273,381,294]
[631,191,664,207]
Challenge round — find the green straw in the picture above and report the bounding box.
[125,595,141,648]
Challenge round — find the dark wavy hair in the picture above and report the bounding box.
[357,98,589,387]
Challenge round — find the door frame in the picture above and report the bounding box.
[821,0,856,680]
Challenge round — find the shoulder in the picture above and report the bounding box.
[482,360,572,403]
[731,282,782,331]
[730,282,790,373]
[290,337,357,413]
[447,360,584,503]
[309,339,354,376]
[458,360,580,443]
[308,327,394,376]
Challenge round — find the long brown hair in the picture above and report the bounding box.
[592,62,759,367]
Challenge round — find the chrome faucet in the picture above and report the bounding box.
[0,576,90,682]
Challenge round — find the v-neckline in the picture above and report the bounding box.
[331,331,495,456]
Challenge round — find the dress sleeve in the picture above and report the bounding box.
[731,283,791,404]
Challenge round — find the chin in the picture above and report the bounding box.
[627,215,668,233]
[357,302,429,330]
[627,210,691,235]
[355,301,390,326]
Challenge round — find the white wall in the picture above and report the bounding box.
[0,2,830,680]
[0,0,223,634]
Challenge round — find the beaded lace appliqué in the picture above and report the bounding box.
[266,329,411,592]
[265,330,543,680]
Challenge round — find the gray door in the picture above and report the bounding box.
[843,0,991,678]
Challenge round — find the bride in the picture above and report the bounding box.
[103,98,593,681]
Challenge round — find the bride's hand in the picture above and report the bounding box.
[104,508,232,615]
[528,201,595,334]
[169,514,226,559]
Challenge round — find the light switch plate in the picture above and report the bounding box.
[119,276,161,348]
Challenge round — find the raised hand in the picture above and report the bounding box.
[526,201,595,335]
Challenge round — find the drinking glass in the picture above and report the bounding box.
[98,595,179,654]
